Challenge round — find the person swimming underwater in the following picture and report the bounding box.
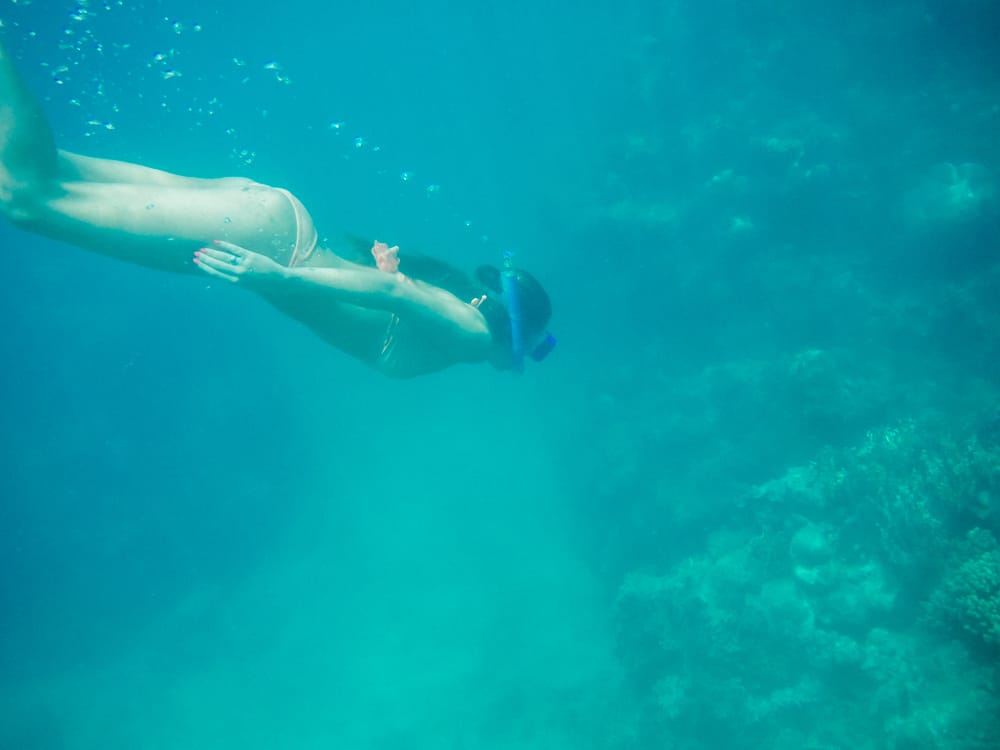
[0,42,554,378]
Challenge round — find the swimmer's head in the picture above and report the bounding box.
[475,263,553,369]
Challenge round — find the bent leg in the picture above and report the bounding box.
[1,44,301,272]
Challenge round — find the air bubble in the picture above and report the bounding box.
[400,171,413,182]
[231,148,256,166]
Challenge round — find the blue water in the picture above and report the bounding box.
[1,1,998,748]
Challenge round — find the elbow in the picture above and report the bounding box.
[382,274,412,311]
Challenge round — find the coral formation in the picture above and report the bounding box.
[609,415,1000,749]
[930,529,1000,651]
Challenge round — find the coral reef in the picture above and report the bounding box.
[578,1,1000,747]
[609,417,1000,749]
[930,529,1000,651]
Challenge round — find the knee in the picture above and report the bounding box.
[0,182,44,226]
[0,183,37,225]
[0,182,29,224]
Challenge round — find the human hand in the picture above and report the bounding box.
[194,240,285,287]
[371,240,400,273]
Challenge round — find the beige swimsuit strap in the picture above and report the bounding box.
[379,313,402,362]
[275,188,319,267]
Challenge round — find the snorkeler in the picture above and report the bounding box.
[0,43,554,378]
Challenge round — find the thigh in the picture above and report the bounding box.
[29,179,299,272]
[57,150,252,190]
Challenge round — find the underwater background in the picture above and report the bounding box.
[1,0,998,748]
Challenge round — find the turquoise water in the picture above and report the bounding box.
[1,1,998,748]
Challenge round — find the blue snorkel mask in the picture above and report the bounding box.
[500,251,557,372]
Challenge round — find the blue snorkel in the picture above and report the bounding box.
[501,251,525,372]
[499,250,557,372]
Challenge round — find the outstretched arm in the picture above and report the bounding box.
[195,241,493,350]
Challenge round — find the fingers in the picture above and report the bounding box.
[371,240,401,273]
[198,245,242,264]
[194,240,274,287]
[212,239,248,256]
[199,239,251,268]
[194,255,238,283]
[193,247,241,282]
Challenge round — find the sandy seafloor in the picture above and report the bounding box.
[1,1,999,748]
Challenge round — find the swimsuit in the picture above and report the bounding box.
[275,187,319,267]
[270,187,419,375]
[378,313,402,368]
